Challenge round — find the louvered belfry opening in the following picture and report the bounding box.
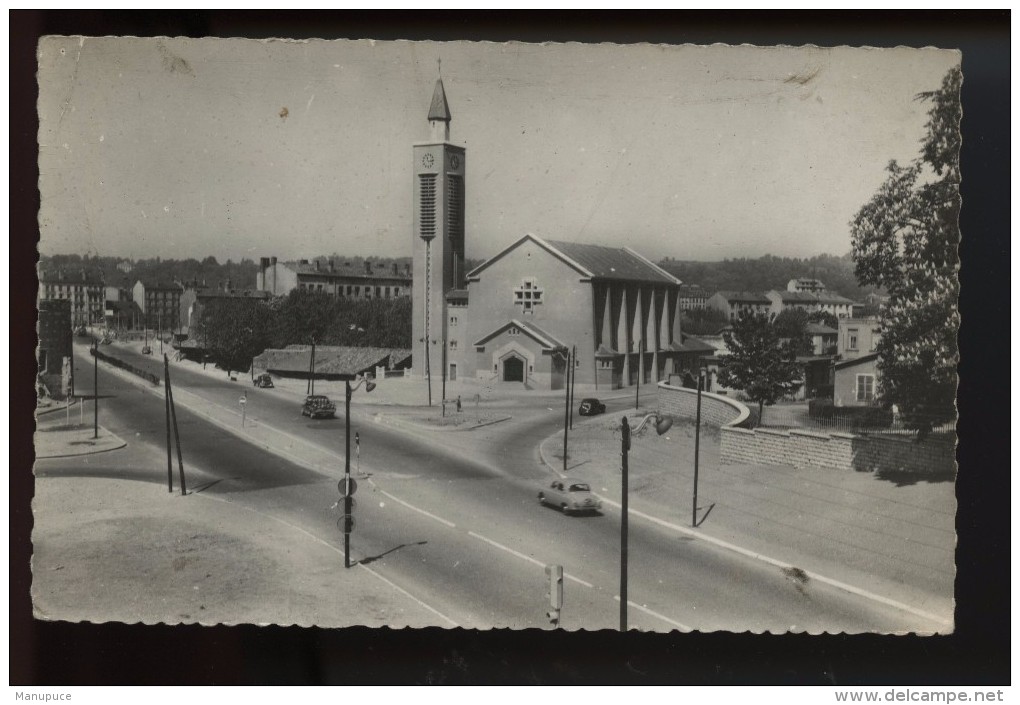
[419,174,437,240]
[447,175,464,251]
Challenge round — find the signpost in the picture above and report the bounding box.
[239,392,247,427]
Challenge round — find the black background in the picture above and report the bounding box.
[11,10,1010,685]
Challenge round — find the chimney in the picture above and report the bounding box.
[392,263,398,276]
[364,261,372,275]
[271,256,277,266]
[329,260,335,273]
[315,260,320,272]
[404,263,410,277]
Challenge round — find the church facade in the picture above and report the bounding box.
[411,76,689,391]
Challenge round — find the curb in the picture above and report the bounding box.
[372,412,513,434]
[34,427,128,459]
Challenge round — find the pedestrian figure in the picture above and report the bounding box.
[456,395,462,412]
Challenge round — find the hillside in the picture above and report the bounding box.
[658,253,880,300]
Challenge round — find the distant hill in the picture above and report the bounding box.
[658,253,880,301]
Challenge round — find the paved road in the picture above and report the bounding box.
[56,343,937,632]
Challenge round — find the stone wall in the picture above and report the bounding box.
[720,426,956,476]
[656,381,751,428]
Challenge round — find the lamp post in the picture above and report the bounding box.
[569,344,576,431]
[692,368,705,528]
[619,411,673,631]
[552,346,573,472]
[343,374,375,568]
[92,338,98,439]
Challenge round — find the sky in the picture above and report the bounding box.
[37,37,959,264]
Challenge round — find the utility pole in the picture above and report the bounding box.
[545,564,563,628]
[562,347,571,473]
[164,355,173,493]
[92,339,98,439]
[569,344,576,430]
[441,336,447,411]
[344,380,352,568]
[165,355,186,496]
[692,369,704,528]
[620,415,630,632]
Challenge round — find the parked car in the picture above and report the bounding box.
[301,395,336,419]
[538,478,602,515]
[253,373,274,388]
[578,398,606,416]
[141,345,152,355]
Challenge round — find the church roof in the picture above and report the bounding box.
[473,318,566,350]
[467,233,681,286]
[428,78,452,122]
[544,239,681,284]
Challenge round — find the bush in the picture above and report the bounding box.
[808,399,892,428]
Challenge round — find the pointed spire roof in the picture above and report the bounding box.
[428,78,451,122]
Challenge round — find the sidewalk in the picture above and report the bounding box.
[31,408,452,628]
[539,404,956,629]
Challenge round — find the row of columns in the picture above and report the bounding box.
[596,284,685,385]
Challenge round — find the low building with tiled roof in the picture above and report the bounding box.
[252,345,412,381]
[766,289,855,319]
[706,290,772,322]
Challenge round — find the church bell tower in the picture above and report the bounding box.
[412,72,466,392]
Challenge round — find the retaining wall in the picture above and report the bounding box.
[720,426,956,476]
[658,381,955,476]
[656,381,750,428]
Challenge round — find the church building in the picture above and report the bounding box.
[411,75,689,391]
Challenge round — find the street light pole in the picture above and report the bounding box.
[692,369,705,528]
[344,379,352,568]
[563,347,571,472]
[92,338,98,439]
[620,415,630,631]
[635,339,642,409]
[569,344,576,431]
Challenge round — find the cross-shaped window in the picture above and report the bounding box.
[512,278,544,313]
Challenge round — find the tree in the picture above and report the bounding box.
[850,66,960,437]
[719,310,802,426]
[807,310,838,330]
[193,298,273,375]
[773,308,813,356]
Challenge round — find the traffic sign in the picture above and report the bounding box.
[239,396,247,405]
[337,515,355,534]
[338,477,358,497]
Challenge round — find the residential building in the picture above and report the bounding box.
[37,299,73,398]
[256,256,412,300]
[787,277,826,293]
[677,284,707,311]
[133,279,184,333]
[833,353,880,407]
[179,284,271,337]
[38,267,105,328]
[837,316,881,360]
[766,289,855,319]
[705,291,771,322]
[805,322,838,356]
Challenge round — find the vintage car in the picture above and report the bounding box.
[538,478,603,515]
[253,373,274,388]
[578,398,606,416]
[301,395,336,419]
[141,345,152,355]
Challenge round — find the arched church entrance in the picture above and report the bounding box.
[503,355,525,382]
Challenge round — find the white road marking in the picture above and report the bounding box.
[613,595,693,632]
[378,489,456,528]
[467,531,594,588]
[598,497,951,629]
[187,489,457,626]
[358,564,459,628]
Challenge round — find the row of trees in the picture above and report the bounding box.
[659,252,879,302]
[192,289,412,374]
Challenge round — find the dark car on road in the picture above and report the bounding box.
[301,395,336,419]
[578,398,606,416]
[254,373,274,388]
